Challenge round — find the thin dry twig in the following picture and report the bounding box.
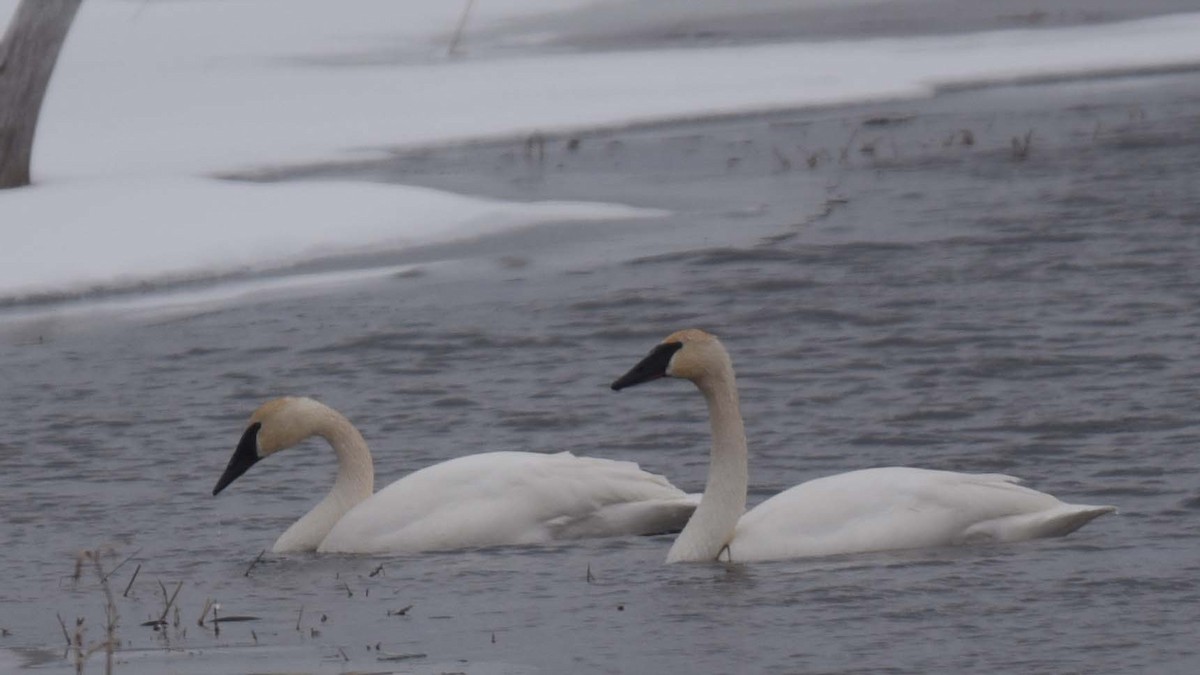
[89,553,119,675]
[64,550,120,675]
[122,563,141,598]
[211,615,260,624]
[244,549,266,577]
[378,651,427,662]
[1011,129,1035,160]
[142,581,183,629]
[447,0,477,56]
[101,548,142,583]
[197,598,213,627]
[55,612,71,647]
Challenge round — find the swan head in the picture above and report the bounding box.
[611,329,730,390]
[212,397,327,496]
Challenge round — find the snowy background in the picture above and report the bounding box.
[3,0,1200,300]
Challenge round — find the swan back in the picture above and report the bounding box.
[730,467,1114,562]
[318,451,695,554]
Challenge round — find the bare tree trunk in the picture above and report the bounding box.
[0,0,82,189]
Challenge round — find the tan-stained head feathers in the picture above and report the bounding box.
[213,396,339,496]
[659,329,730,382]
[661,328,717,345]
[250,396,330,457]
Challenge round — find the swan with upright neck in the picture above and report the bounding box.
[611,329,1115,563]
[213,396,698,554]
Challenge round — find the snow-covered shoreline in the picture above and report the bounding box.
[3,0,1200,300]
[27,5,1200,177]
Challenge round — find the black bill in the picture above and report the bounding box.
[212,422,262,496]
[611,342,683,391]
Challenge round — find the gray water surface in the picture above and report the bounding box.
[2,70,1200,673]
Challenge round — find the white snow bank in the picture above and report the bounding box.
[0,178,663,300]
[3,0,1200,300]
[21,5,1200,177]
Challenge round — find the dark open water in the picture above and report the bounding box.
[2,69,1200,673]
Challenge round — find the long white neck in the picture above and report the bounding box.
[273,407,375,552]
[666,367,748,563]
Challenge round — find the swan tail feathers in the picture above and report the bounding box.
[978,473,1024,485]
[547,497,700,539]
[962,503,1116,543]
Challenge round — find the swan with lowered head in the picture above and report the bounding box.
[213,397,698,554]
[611,329,1115,563]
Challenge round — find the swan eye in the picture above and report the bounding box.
[611,341,684,390]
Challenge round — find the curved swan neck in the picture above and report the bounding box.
[318,408,375,499]
[272,403,375,552]
[667,366,749,563]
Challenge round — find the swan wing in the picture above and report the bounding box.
[318,451,696,554]
[729,467,1114,562]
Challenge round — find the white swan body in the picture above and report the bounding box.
[320,450,698,554]
[213,397,697,554]
[727,467,1110,562]
[611,329,1115,564]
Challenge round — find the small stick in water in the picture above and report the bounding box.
[156,582,183,626]
[55,612,70,646]
[102,548,142,583]
[122,563,141,598]
[378,652,427,662]
[197,598,213,627]
[211,615,260,624]
[244,549,266,577]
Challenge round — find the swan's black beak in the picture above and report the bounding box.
[213,422,262,496]
[611,342,683,391]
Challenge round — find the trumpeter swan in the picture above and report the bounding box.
[213,397,698,554]
[611,329,1115,563]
